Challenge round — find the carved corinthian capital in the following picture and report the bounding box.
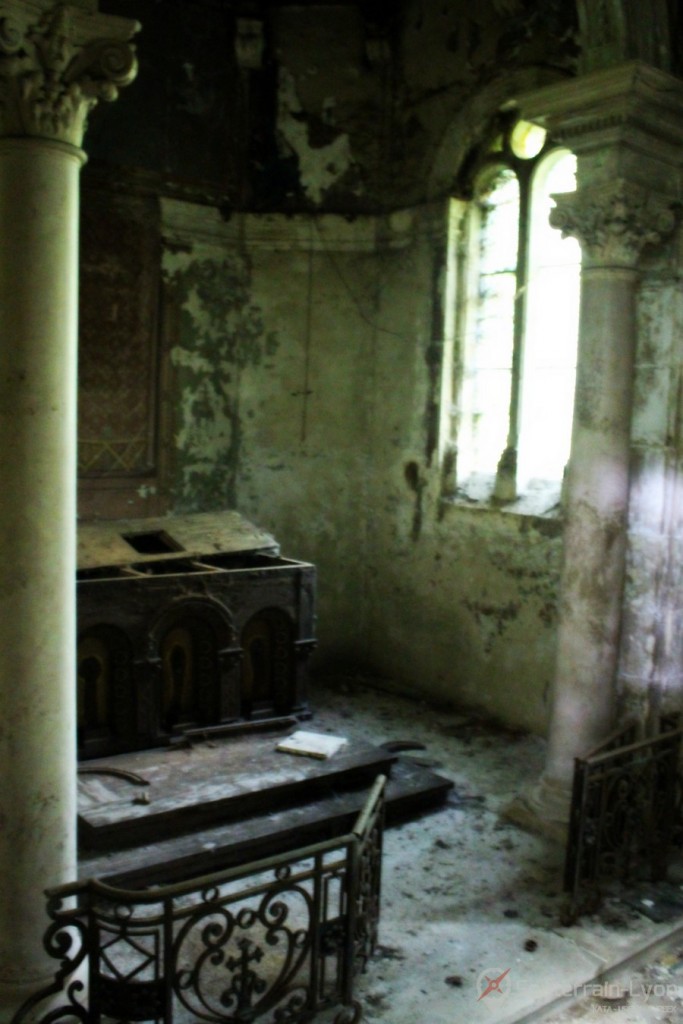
[0,1,139,147]
[550,179,677,268]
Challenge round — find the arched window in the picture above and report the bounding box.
[445,117,580,507]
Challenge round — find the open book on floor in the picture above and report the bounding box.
[276,730,348,759]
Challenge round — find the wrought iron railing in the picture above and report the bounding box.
[563,725,682,923]
[13,775,386,1024]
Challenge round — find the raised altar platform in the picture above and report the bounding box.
[78,724,452,887]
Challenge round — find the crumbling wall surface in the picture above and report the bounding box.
[269,5,388,211]
[328,0,576,732]
[364,502,563,734]
[96,0,390,213]
[263,0,578,211]
[161,205,378,662]
[94,0,577,214]
[163,247,278,513]
[158,197,564,733]
[353,210,563,735]
[87,0,579,732]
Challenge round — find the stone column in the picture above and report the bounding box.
[530,183,676,829]
[0,2,137,1015]
[504,62,683,839]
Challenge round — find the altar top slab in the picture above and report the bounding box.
[77,510,279,570]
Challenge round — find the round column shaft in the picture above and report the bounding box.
[539,266,637,816]
[0,137,83,1007]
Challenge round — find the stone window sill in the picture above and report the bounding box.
[439,475,565,531]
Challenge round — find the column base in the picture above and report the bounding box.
[500,773,572,845]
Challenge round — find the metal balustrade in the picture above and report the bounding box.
[563,726,682,923]
[14,776,386,1024]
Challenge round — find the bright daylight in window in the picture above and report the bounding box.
[445,118,580,508]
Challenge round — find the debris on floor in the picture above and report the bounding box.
[311,674,683,1024]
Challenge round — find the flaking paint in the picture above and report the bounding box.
[164,252,278,512]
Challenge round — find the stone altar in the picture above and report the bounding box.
[77,511,316,759]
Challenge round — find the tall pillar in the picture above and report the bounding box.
[532,182,676,826]
[504,62,683,839]
[0,1,137,1015]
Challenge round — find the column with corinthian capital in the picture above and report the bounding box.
[504,63,683,839]
[530,181,677,828]
[0,2,137,1014]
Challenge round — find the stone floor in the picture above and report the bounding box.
[310,674,683,1024]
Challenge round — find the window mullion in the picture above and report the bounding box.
[440,198,468,497]
[493,169,530,502]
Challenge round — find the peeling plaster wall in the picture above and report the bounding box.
[618,238,683,724]
[161,204,378,662]
[157,199,563,734]
[364,502,563,731]
[355,210,563,733]
[276,67,355,206]
[268,5,390,211]
[87,0,586,734]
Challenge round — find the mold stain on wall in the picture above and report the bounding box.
[463,598,520,655]
[458,519,561,656]
[164,252,279,512]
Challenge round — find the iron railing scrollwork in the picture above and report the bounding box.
[13,776,386,1024]
[563,724,683,923]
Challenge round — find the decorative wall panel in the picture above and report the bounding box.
[78,182,166,517]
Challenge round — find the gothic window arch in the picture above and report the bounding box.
[444,114,581,508]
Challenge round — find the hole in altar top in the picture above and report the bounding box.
[121,530,185,555]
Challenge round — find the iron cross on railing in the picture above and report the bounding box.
[225,937,268,1013]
